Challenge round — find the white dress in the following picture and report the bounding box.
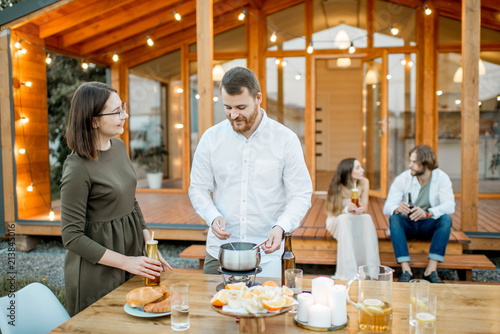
[326,213,380,280]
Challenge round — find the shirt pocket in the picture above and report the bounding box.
[254,159,283,189]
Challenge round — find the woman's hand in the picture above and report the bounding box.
[346,202,358,213]
[158,252,173,271]
[354,204,366,215]
[123,256,164,280]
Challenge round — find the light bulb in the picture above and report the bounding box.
[27,183,33,192]
[455,99,461,105]
[213,96,219,102]
[307,44,313,54]
[386,74,392,80]
[22,81,32,87]
[82,61,89,70]
[21,116,29,123]
[295,74,301,80]
[497,96,500,101]
[282,61,287,67]
[146,35,154,46]
[174,11,181,21]
[408,61,414,67]
[195,94,200,100]
[391,27,399,36]
[112,53,119,62]
[15,39,22,49]
[424,5,432,16]
[21,48,27,54]
[348,43,355,54]
[49,210,55,221]
[436,90,443,96]
[176,88,184,93]
[401,59,406,65]
[175,124,184,129]
[270,31,277,43]
[45,54,52,65]
[19,148,26,154]
[275,58,280,65]
[478,101,482,106]
[238,10,246,21]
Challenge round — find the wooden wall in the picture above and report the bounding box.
[11,28,51,219]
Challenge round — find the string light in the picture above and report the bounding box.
[20,48,27,54]
[307,42,313,54]
[424,5,432,16]
[82,60,89,70]
[19,148,26,154]
[22,81,32,87]
[146,35,154,46]
[238,10,246,21]
[14,39,22,49]
[348,42,355,54]
[27,183,33,192]
[401,59,406,65]
[195,94,200,99]
[282,60,287,67]
[386,74,392,80]
[112,52,119,62]
[295,74,301,80]
[436,90,443,96]
[213,96,219,102]
[275,58,280,65]
[174,10,181,21]
[49,210,55,221]
[390,27,399,36]
[270,31,277,43]
[408,61,414,67]
[21,116,29,123]
[176,88,184,93]
[45,53,52,65]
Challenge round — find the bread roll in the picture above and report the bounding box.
[143,292,171,313]
[126,285,166,307]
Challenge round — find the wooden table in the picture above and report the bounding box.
[52,273,500,333]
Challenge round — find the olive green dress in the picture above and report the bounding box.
[60,137,148,316]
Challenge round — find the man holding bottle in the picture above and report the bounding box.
[383,145,455,283]
[189,67,312,278]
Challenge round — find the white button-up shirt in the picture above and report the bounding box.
[189,109,313,263]
[383,168,455,219]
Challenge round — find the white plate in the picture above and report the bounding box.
[123,304,171,318]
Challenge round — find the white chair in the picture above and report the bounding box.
[0,282,70,334]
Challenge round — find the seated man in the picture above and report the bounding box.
[383,145,455,283]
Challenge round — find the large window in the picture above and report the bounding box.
[267,3,305,51]
[374,0,416,47]
[129,50,184,190]
[437,52,500,194]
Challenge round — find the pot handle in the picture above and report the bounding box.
[345,273,360,308]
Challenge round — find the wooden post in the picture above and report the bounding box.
[420,4,438,150]
[304,0,315,188]
[247,9,262,80]
[461,0,480,231]
[196,0,214,137]
[181,44,191,192]
[0,30,15,226]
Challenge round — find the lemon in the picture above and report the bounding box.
[367,306,384,314]
[363,299,385,307]
[410,297,428,311]
[359,304,373,316]
[416,312,436,323]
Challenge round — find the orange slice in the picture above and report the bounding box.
[261,280,279,287]
[262,298,286,311]
[282,286,294,297]
[225,282,246,290]
[211,290,227,307]
[283,296,295,307]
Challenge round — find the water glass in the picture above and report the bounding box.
[285,268,303,295]
[170,283,190,331]
[415,293,437,334]
[409,279,430,326]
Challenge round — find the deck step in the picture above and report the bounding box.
[179,245,496,281]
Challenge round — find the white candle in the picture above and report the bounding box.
[297,293,314,322]
[308,304,331,328]
[312,276,334,306]
[328,284,347,326]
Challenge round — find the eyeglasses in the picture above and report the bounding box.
[95,102,127,117]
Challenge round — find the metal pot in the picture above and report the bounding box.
[218,242,261,271]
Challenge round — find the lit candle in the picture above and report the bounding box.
[328,284,347,326]
[297,293,314,322]
[308,304,331,328]
[312,277,334,306]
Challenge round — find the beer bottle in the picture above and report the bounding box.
[408,193,414,221]
[145,240,161,286]
[351,188,359,207]
[281,232,296,286]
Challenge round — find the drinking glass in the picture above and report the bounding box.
[409,279,430,326]
[415,293,437,334]
[170,283,190,331]
[285,268,303,313]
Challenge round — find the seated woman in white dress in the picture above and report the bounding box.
[325,158,380,280]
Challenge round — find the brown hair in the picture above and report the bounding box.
[219,67,261,98]
[326,158,356,216]
[66,82,117,160]
[409,145,438,170]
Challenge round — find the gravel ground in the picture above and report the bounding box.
[0,237,499,289]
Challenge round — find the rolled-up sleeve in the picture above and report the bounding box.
[429,172,455,219]
[60,156,106,264]
[275,135,312,233]
[189,134,222,226]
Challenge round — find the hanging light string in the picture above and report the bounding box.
[13,32,54,220]
[232,0,431,52]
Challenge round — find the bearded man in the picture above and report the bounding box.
[189,67,312,277]
[383,145,455,283]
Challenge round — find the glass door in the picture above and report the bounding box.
[362,50,388,197]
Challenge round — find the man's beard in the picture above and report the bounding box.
[411,167,425,176]
[227,105,259,134]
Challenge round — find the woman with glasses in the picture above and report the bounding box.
[60,82,171,316]
[325,158,380,280]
